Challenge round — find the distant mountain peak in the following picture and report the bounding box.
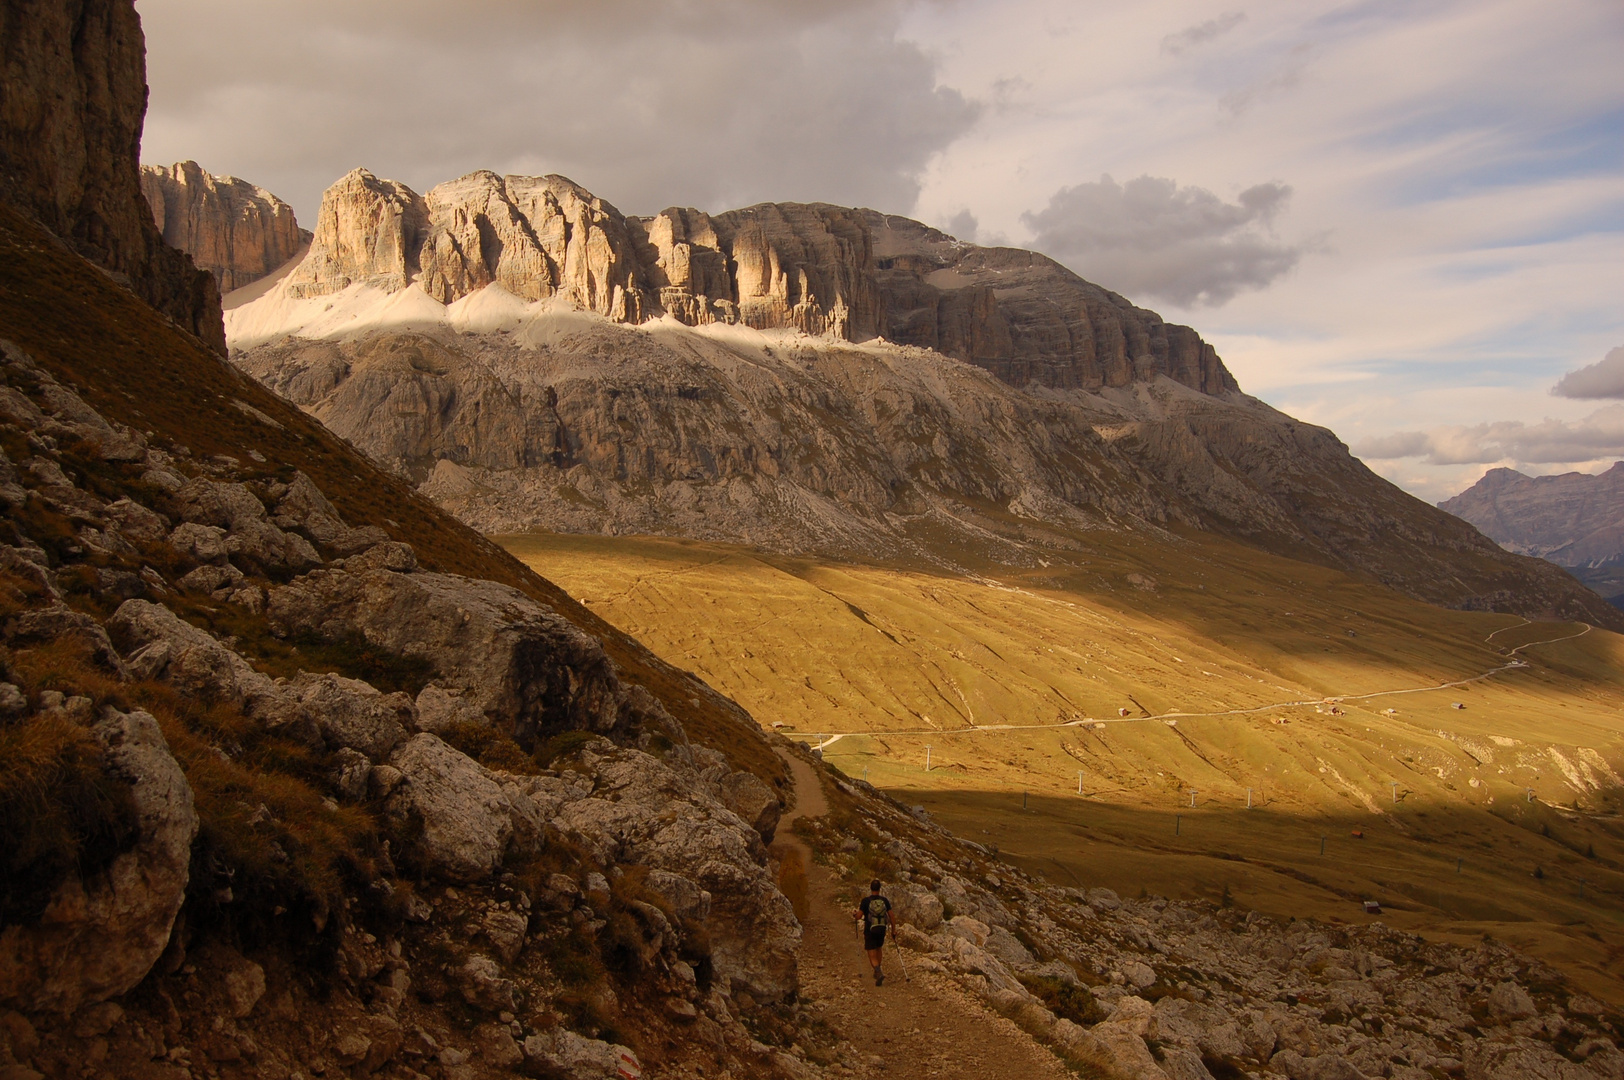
[1441,465,1624,604]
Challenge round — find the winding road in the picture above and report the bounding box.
[801,620,1594,748]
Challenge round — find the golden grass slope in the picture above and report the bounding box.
[503,528,1624,1002]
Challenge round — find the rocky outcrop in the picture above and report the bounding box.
[285,167,423,298]
[384,733,521,882]
[264,559,681,745]
[285,168,647,323]
[0,0,224,349]
[0,334,805,1047]
[548,743,800,1000]
[638,202,880,341]
[140,161,309,292]
[0,705,196,1015]
[864,211,1235,394]
[246,166,1228,396]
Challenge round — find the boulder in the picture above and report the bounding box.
[384,734,519,882]
[712,769,780,842]
[221,955,266,1019]
[1271,1050,1368,1080]
[171,479,320,573]
[167,522,228,565]
[225,519,322,575]
[172,479,270,532]
[473,1022,523,1069]
[455,955,517,1012]
[643,870,711,923]
[101,498,169,544]
[888,882,944,931]
[1160,1048,1216,1080]
[550,747,799,1001]
[482,909,529,965]
[342,541,417,575]
[1087,887,1122,911]
[1152,996,1246,1059]
[522,1029,642,1080]
[943,915,991,947]
[1121,959,1157,989]
[414,684,487,733]
[174,564,244,594]
[330,748,371,802]
[1487,981,1538,1021]
[287,672,413,759]
[0,708,196,1014]
[1462,1039,1597,1080]
[983,923,1035,969]
[4,605,127,677]
[268,472,388,556]
[109,600,280,713]
[1105,995,1155,1036]
[267,567,676,742]
[939,934,1024,994]
[1053,1019,1168,1080]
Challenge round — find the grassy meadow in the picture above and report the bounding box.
[500,528,1624,1002]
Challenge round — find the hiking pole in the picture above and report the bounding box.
[894,938,910,983]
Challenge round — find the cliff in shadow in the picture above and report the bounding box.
[0,0,224,351]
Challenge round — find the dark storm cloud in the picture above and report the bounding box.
[1020,174,1306,307]
[1553,346,1624,399]
[137,0,978,222]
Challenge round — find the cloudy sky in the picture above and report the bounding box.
[137,0,1623,503]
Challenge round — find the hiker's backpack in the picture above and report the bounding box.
[864,895,890,931]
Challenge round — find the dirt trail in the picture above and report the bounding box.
[772,749,1072,1080]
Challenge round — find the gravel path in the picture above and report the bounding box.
[773,750,1074,1080]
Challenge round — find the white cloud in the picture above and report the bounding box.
[1020,174,1307,306]
[1354,405,1624,466]
[1553,346,1624,399]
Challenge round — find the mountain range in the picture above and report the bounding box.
[200,163,1620,627]
[1442,463,1624,606]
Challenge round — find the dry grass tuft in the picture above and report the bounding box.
[0,709,140,925]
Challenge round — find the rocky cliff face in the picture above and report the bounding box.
[1442,463,1624,567]
[233,320,1623,628]
[140,161,309,293]
[259,167,1232,396]
[0,0,224,350]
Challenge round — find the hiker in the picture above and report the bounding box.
[855,879,894,985]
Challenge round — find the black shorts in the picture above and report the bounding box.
[864,926,887,950]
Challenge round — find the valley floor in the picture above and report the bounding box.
[503,531,1624,1005]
